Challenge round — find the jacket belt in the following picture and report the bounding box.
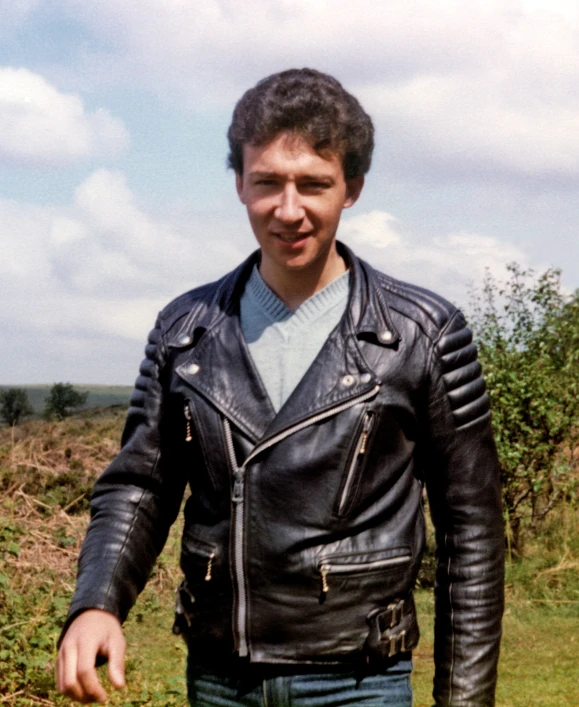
[365,596,420,662]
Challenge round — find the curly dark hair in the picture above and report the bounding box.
[227,68,374,179]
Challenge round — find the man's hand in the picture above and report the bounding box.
[56,609,126,703]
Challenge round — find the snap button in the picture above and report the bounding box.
[342,374,355,387]
[178,334,192,346]
[360,373,372,384]
[378,330,393,343]
[188,363,200,375]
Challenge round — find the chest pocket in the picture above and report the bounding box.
[183,399,228,494]
[336,410,376,516]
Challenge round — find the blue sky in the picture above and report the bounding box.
[2,0,579,384]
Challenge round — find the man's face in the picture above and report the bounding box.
[236,132,363,279]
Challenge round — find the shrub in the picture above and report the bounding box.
[0,388,33,427]
[470,264,579,552]
[44,383,88,421]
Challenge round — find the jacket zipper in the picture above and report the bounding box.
[319,554,412,597]
[223,417,249,657]
[222,384,381,658]
[338,411,375,515]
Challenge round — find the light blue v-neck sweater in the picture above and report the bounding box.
[240,266,350,412]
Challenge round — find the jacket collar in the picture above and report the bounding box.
[172,243,399,442]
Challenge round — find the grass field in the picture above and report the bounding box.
[0,410,577,705]
[94,561,579,707]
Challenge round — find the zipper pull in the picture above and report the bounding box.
[320,564,330,595]
[205,552,215,581]
[232,470,244,503]
[359,414,374,455]
[184,403,192,442]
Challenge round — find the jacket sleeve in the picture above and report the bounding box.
[60,320,188,639]
[423,309,505,707]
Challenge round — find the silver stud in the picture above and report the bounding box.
[178,334,192,346]
[378,330,393,343]
[342,374,355,387]
[188,363,200,375]
[360,373,372,384]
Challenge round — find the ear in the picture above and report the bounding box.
[235,171,246,204]
[343,176,364,209]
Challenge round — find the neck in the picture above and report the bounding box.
[259,245,347,310]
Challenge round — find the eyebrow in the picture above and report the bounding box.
[248,171,335,182]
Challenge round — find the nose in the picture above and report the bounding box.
[274,183,304,223]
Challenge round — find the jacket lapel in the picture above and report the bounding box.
[259,247,400,440]
[173,252,275,442]
[173,243,401,445]
[176,312,276,442]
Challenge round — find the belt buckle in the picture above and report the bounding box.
[388,629,406,657]
[386,598,405,628]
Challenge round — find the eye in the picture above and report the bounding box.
[301,181,329,192]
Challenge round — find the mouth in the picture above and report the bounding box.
[273,232,311,244]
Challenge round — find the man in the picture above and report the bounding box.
[57,69,504,706]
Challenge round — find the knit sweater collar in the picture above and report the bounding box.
[245,265,350,325]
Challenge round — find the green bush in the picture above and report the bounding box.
[44,383,88,421]
[0,388,33,428]
[470,264,579,552]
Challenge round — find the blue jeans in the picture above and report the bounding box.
[187,656,413,706]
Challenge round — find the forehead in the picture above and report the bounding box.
[243,132,343,176]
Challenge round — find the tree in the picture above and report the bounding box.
[44,383,88,420]
[469,264,579,552]
[0,388,34,427]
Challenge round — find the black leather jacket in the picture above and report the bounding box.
[66,244,504,706]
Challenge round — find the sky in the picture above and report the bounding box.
[2,0,579,384]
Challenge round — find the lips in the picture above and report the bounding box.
[274,232,310,243]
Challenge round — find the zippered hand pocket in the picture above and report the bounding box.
[318,548,411,601]
[337,411,376,516]
[181,536,219,584]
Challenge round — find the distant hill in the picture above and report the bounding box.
[0,384,133,417]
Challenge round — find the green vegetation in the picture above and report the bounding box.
[470,264,579,552]
[0,388,33,428]
[0,399,578,704]
[43,383,89,421]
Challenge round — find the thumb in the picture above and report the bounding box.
[106,634,126,690]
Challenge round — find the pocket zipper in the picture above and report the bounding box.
[319,554,412,597]
[184,402,193,442]
[204,552,215,581]
[338,411,375,515]
[187,541,217,582]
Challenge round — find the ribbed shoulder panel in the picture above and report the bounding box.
[373,268,490,429]
[124,276,227,429]
[435,310,491,428]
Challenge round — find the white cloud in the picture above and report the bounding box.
[0,67,128,165]
[339,210,530,308]
[0,166,545,381]
[0,169,252,350]
[55,0,579,183]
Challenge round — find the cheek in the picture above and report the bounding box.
[247,203,267,221]
[317,204,343,229]
[245,206,270,235]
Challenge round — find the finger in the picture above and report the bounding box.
[55,645,65,693]
[57,644,84,702]
[76,649,108,703]
[106,633,126,690]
